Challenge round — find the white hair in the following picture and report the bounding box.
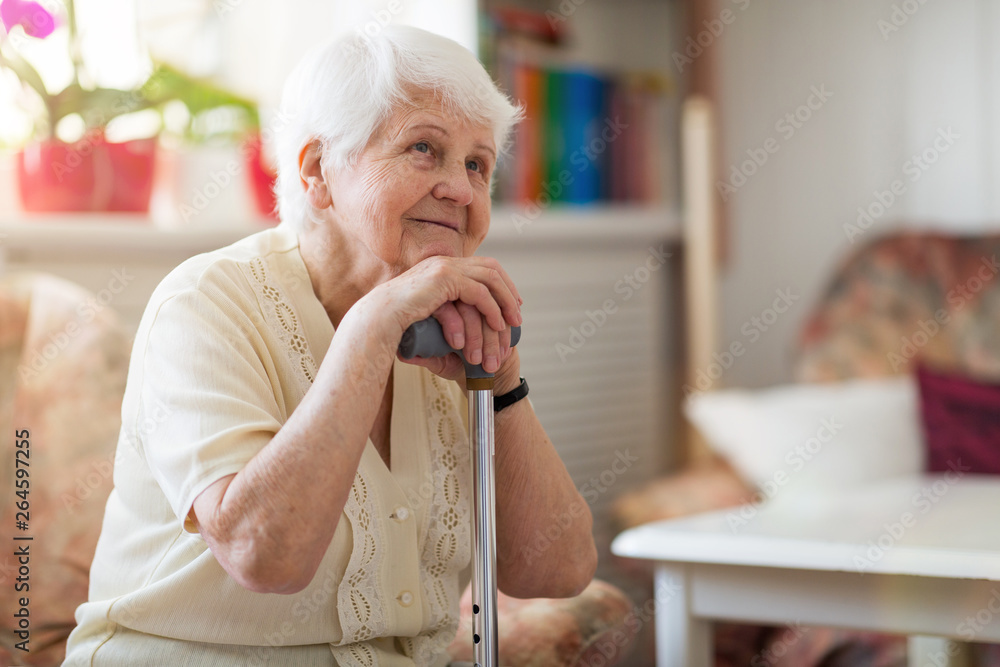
[274,24,523,231]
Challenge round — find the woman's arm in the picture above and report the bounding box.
[190,302,397,595]
[491,351,599,599]
[191,256,522,595]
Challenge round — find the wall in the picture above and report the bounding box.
[170,0,479,109]
[711,0,1000,389]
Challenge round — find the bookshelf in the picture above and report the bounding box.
[480,0,679,209]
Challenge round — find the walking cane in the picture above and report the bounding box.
[399,317,521,667]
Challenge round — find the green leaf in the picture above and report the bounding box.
[143,63,259,126]
[50,83,158,127]
[0,47,49,105]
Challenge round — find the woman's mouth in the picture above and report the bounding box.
[412,218,459,231]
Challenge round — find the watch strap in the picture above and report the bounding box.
[493,377,528,412]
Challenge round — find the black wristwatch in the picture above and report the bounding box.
[493,377,528,412]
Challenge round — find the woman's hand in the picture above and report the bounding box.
[357,255,523,384]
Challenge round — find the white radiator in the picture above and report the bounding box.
[483,231,678,575]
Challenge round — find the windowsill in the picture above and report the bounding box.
[0,204,681,260]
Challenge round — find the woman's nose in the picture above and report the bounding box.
[432,160,474,207]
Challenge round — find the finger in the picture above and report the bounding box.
[498,325,512,361]
[481,318,502,374]
[457,301,483,365]
[443,273,506,333]
[474,262,522,328]
[396,349,460,379]
[432,302,465,351]
[456,265,521,330]
[470,256,523,308]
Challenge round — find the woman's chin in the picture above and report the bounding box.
[411,242,464,262]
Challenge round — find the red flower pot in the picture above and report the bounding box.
[16,132,157,213]
[242,131,278,223]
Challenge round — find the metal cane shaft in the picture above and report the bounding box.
[399,317,521,667]
[469,387,498,667]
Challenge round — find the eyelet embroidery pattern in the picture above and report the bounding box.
[400,373,472,665]
[339,642,376,667]
[242,257,314,399]
[240,255,388,658]
[334,472,388,646]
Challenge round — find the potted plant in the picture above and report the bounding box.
[151,66,278,226]
[0,0,275,217]
[0,0,158,211]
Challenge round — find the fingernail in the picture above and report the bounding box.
[469,348,482,364]
[485,354,498,372]
[453,332,465,349]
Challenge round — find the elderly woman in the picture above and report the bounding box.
[64,24,596,667]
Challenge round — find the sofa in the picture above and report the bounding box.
[613,230,1000,666]
[0,271,635,667]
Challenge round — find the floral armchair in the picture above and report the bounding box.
[0,273,128,665]
[613,230,1000,666]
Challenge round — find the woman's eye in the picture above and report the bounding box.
[467,160,482,173]
[414,142,431,154]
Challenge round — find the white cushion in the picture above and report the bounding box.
[684,376,924,503]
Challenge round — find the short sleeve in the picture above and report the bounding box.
[133,286,284,531]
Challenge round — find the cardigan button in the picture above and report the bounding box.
[393,507,410,522]
[398,591,414,607]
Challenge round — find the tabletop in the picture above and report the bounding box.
[611,473,1000,580]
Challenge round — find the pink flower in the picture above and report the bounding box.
[0,0,56,39]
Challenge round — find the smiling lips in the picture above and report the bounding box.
[412,217,461,231]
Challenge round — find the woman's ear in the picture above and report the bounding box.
[299,139,333,209]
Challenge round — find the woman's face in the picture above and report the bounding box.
[323,94,497,275]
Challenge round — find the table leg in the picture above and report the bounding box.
[908,636,972,667]
[654,563,711,667]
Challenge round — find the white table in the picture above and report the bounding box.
[611,474,1000,667]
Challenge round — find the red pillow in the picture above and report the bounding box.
[916,364,1000,474]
